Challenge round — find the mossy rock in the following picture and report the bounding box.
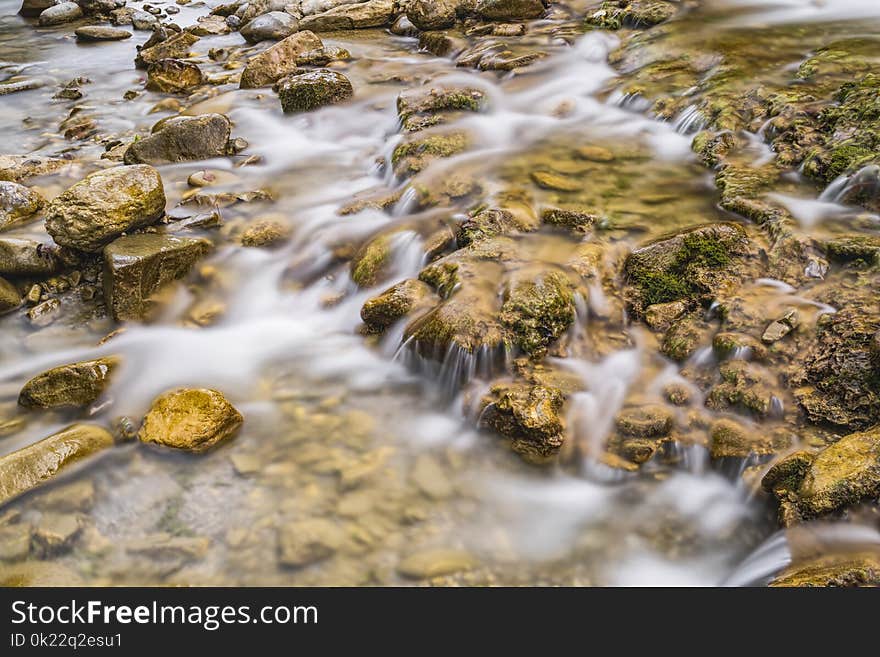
[239,31,324,88]
[275,69,353,114]
[124,114,231,166]
[706,361,780,418]
[397,86,485,132]
[457,207,537,247]
[585,0,677,30]
[350,232,393,288]
[392,132,468,177]
[500,270,575,358]
[136,31,199,69]
[475,0,545,22]
[19,357,120,410]
[824,236,880,264]
[480,381,565,462]
[361,278,435,333]
[708,418,790,459]
[139,388,243,452]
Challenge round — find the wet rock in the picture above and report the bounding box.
[27,298,60,326]
[0,79,45,96]
[77,0,117,15]
[392,131,468,176]
[110,6,134,24]
[712,331,768,362]
[294,45,351,67]
[530,170,580,192]
[500,270,574,358]
[824,236,880,264]
[0,424,114,507]
[240,219,289,247]
[458,207,536,246]
[0,154,68,182]
[770,553,880,587]
[241,11,298,43]
[406,0,458,31]
[476,0,544,22]
[45,164,166,253]
[237,0,289,22]
[19,357,119,410]
[0,182,44,230]
[278,518,345,568]
[74,26,132,41]
[706,361,779,418]
[275,69,353,114]
[540,207,596,234]
[397,548,476,579]
[660,312,711,362]
[0,561,85,586]
[136,30,199,69]
[411,454,453,499]
[585,0,676,29]
[103,233,212,321]
[299,0,394,31]
[708,418,790,459]
[616,404,672,438]
[762,310,798,344]
[644,299,688,332]
[0,238,60,277]
[145,58,205,94]
[124,114,231,165]
[480,382,565,461]
[361,278,435,333]
[32,513,81,556]
[0,277,22,314]
[139,388,243,452]
[131,10,157,30]
[397,86,485,132]
[38,2,82,26]
[239,30,323,88]
[19,0,58,18]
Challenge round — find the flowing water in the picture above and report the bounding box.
[1,0,879,586]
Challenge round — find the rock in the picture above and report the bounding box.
[19,357,119,410]
[294,45,351,66]
[300,0,362,14]
[45,165,166,253]
[0,154,69,182]
[706,360,780,418]
[406,0,458,31]
[712,331,768,362]
[278,518,345,568]
[0,277,22,314]
[74,26,132,41]
[397,548,476,579]
[145,58,205,94]
[390,14,418,36]
[411,454,453,499]
[530,170,580,192]
[241,11,298,43]
[576,145,614,162]
[125,533,210,560]
[480,382,565,461]
[298,0,394,31]
[124,114,231,165]
[770,553,880,587]
[0,424,114,507]
[19,0,57,18]
[110,6,134,24]
[0,561,84,586]
[361,278,435,333]
[476,0,544,21]
[237,0,289,22]
[0,238,60,277]
[136,31,199,69]
[188,14,231,36]
[77,0,116,14]
[103,233,212,321]
[661,312,711,361]
[616,404,673,438]
[0,524,31,562]
[709,418,790,459]
[644,299,688,331]
[38,2,82,26]
[392,131,469,176]
[32,513,81,556]
[541,207,596,234]
[131,10,157,30]
[27,298,60,326]
[275,69,353,114]
[0,79,45,96]
[0,182,44,230]
[762,310,798,343]
[239,219,289,247]
[586,0,676,29]
[500,271,574,358]
[239,30,323,89]
[397,86,485,132]
[139,388,243,452]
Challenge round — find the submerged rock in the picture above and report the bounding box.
[0,181,44,229]
[480,381,565,461]
[0,424,114,507]
[19,357,119,410]
[241,11,298,44]
[139,388,243,452]
[103,233,212,321]
[278,518,345,568]
[397,548,476,579]
[239,30,323,88]
[145,58,205,94]
[45,164,166,253]
[275,69,354,114]
[124,114,231,165]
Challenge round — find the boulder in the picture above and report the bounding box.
[45,165,166,253]
[18,357,119,410]
[770,553,880,587]
[240,11,298,44]
[38,2,82,26]
[275,69,353,114]
[298,0,395,31]
[103,233,212,321]
[74,26,132,41]
[145,58,205,94]
[124,114,231,165]
[0,424,114,507]
[239,30,323,88]
[0,238,60,277]
[475,0,544,21]
[499,270,574,357]
[0,181,44,229]
[131,10,157,30]
[136,31,199,69]
[138,388,243,452]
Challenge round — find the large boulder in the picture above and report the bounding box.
[45,165,166,253]
[240,11,298,44]
[139,388,243,452]
[299,0,395,31]
[475,0,545,21]
[0,181,44,230]
[0,425,114,507]
[275,69,353,114]
[103,233,212,321]
[124,114,231,165]
[145,58,205,94]
[239,30,323,89]
[18,357,119,410]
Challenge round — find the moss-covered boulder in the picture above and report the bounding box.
[456,207,537,247]
[239,30,323,88]
[19,358,119,410]
[103,234,212,322]
[706,361,780,418]
[0,181,44,230]
[480,381,565,461]
[0,238,60,277]
[476,0,545,21]
[361,278,436,333]
[0,424,114,507]
[45,165,166,253]
[139,388,243,452]
[275,69,354,114]
[145,58,205,94]
[770,553,880,587]
[824,236,880,264]
[350,231,394,288]
[499,270,575,358]
[124,114,231,166]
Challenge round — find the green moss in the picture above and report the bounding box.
[350,234,392,287]
[500,272,575,357]
[633,271,690,306]
[418,261,459,298]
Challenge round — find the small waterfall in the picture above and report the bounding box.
[721,530,792,586]
[819,165,880,205]
[673,104,707,135]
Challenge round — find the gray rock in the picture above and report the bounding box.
[38,2,83,26]
[75,25,132,41]
[131,10,158,29]
[124,114,232,165]
[240,11,298,44]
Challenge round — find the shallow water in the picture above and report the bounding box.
[1,0,879,586]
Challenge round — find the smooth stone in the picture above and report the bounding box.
[278,518,345,568]
[239,30,323,88]
[125,114,231,165]
[240,11,298,44]
[0,238,60,276]
[18,357,119,410]
[397,548,476,579]
[38,2,82,26]
[75,26,132,41]
[131,10,158,29]
[138,388,243,452]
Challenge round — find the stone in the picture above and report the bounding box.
[136,31,200,69]
[38,2,82,26]
[110,6,134,24]
[361,278,434,333]
[770,553,880,587]
[476,0,544,22]
[131,10,158,30]
[139,388,242,452]
[530,170,580,192]
[239,30,323,89]
[0,424,114,507]
[240,11,298,44]
[240,219,289,247]
[45,165,166,253]
[406,0,458,31]
[397,548,476,579]
[124,114,231,165]
[480,382,565,461]
[411,454,453,499]
[275,69,353,114]
[0,238,60,277]
[0,276,22,313]
[616,404,673,438]
[709,418,790,459]
[500,271,574,357]
[74,26,132,41]
[762,310,798,343]
[19,0,57,18]
[0,182,44,229]
[103,233,212,321]
[145,58,205,94]
[188,15,231,36]
[19,357,119,410]
[299,0,394,31]
[27,298,60,326]
[0,154,68,182]
[0,524,31,562]
[278,518,345,567]
[32,513,81,556]
[237,0,289,22]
